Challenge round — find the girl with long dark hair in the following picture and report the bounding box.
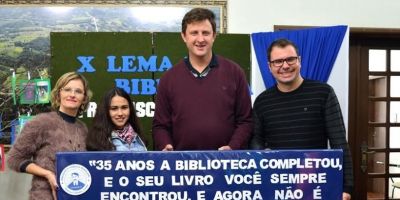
[86,87,146,151]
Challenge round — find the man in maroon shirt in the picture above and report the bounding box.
[152,8,252,151]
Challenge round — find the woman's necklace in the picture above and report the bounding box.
[59,111,81,151]
[62,121,81,151]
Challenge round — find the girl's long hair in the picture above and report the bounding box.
[86,87,145,151]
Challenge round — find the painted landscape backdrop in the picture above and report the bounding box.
[0,6,221,145]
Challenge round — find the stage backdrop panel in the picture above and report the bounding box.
[50,32,251,150]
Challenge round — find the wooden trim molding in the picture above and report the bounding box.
[274,25,400,38]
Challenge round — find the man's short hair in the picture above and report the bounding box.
[267,38,300,61]
[181,8,216,34]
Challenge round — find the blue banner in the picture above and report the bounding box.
[56,150,343,200]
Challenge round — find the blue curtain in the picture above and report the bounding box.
[251,25,347,88]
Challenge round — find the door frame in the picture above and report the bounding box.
[349,28,400,199]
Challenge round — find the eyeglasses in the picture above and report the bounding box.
[61,87,84,96]
[269,56,299,68]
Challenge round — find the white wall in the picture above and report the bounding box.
[227,0,400,33]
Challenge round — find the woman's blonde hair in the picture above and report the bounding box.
[50,72,92,116]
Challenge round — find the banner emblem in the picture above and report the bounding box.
[60,164,91,195]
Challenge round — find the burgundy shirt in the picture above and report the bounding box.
[152,55,253,150]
